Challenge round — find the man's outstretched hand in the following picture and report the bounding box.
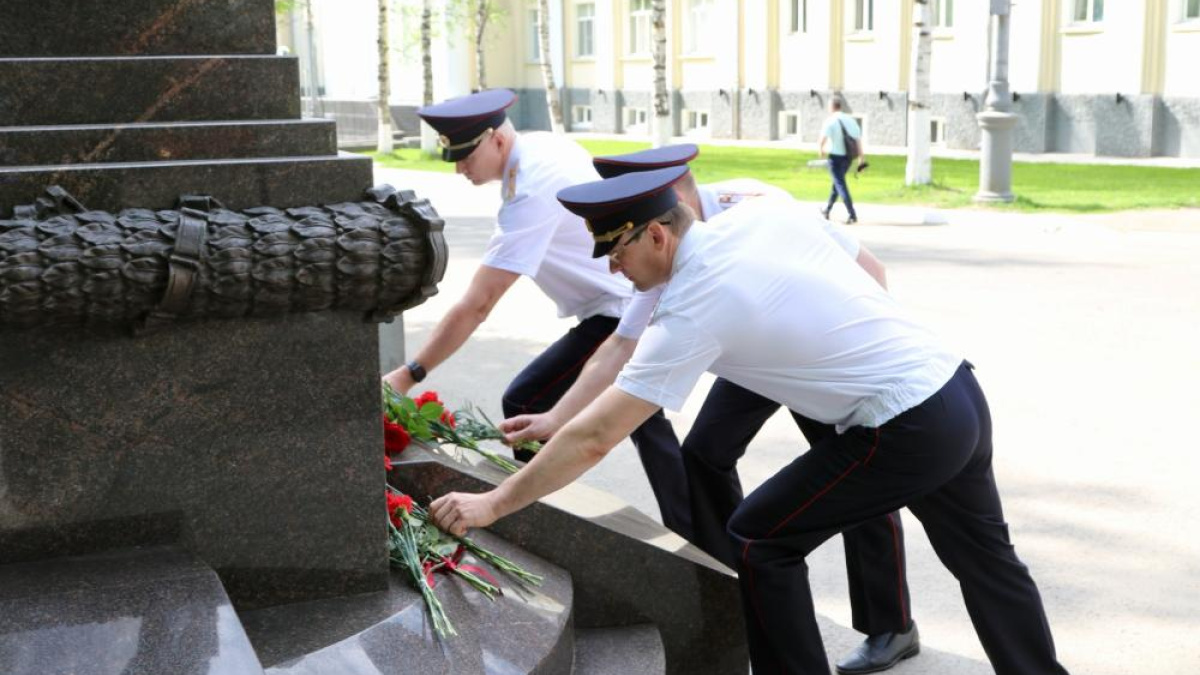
[499,412,562,445]
[430,490,501,537]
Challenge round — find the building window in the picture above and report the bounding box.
[623,107,649,132]
[1073,0,1103,22]
[682,108,711,136]
[685,0,715,53]
[528,7,542,61]
[791,0,808,33]
[572,105,594,129]
[1185,0,1200,20]
[779,110,801,138]
[629,0,652,55]
[929,117,947,146]
[577,2,595,57]
[854,0,874,32]
[932,0,953,28]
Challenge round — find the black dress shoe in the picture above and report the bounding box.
[835,622,920,674]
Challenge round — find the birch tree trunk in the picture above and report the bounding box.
[420,0,437,155]
[377,0,394,153]
[651,0,671,147]
[475,0,490,90]
[304,1,324,118]
[905,0,933,185]
[537,0,564,133]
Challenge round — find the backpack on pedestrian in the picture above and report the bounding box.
[839,118,860,160]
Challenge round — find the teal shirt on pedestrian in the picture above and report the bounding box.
[821,113,861,157]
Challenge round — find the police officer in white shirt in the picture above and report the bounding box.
[382,90,690,538]
[498,144,916,673]
[431,166,1070,675]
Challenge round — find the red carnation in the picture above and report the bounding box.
[384,418,411,455]
[415,390,441,407]
[440,410,456,428]
[386,492,414,528]
[384,455,393,471]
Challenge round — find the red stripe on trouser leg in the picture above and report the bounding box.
[888,511,909,628]
[523,334,608,409]
[740,456,868,670]
[864,428,881,464]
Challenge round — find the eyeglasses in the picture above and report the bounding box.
[607,223,650,261]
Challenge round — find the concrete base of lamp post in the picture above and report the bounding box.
[974,110,1019,203]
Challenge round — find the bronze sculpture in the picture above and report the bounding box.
[0,184,447,331]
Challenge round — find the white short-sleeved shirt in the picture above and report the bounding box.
[821,113,861,157]
[484,132,632,321]
[613,182,859,340]
[616,195,961,432]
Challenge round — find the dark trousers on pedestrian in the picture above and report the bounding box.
[826,154,857,221]
[502,314,692,539]
[728,363,1069,675]
[683,377,911,638]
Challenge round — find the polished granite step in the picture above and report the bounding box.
[0,56,300,126]
[240,529,575,675]
[0,153,374,214]
[0,0,277,57]
[573,625,666,675]
[0,546,264,675]
[0,119,338,167]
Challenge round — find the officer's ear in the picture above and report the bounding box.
[647,221,669,249]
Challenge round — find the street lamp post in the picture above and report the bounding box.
[975,0,1018,203]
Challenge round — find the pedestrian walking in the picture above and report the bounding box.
[819,98,863,224]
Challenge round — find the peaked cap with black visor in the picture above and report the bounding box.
[556,165,690,258]
[416,89,516,162]
[591,143,698,178]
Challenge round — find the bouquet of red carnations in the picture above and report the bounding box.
[385,486,543,639]
[382,384,525,473]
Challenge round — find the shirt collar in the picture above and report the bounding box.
[501,135,523,199]
[671,221,704,277]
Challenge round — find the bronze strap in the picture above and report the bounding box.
[144,207,207,327]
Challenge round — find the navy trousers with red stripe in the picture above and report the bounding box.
[682,377,911,637]
[502,314,693,539]
[728,364,1069,675]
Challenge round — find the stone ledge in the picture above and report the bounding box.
[0,119,338,167]
[0,56,300,126]
[0,0,277,57]
[0,153,373,214]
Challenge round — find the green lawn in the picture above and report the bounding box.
[367,141,1200,213]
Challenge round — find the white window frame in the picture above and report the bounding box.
[623,107,649,132]
[681,108,711,136]
[572,105,594,129]
[685,0,715,54]
[790,0,808,34]
[576,2,595,57]
[528,7,542,62]
[929,117,947,147]
[779,110,801,139]
[931,0,953,28]
[853,0,875,32]
[628,0,653,56]
[1072,0,1104,23]
[1183,0,1200,21]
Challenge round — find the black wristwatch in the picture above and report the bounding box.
[406,360,427,383]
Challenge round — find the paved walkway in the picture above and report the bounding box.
[378,166,1200,675]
